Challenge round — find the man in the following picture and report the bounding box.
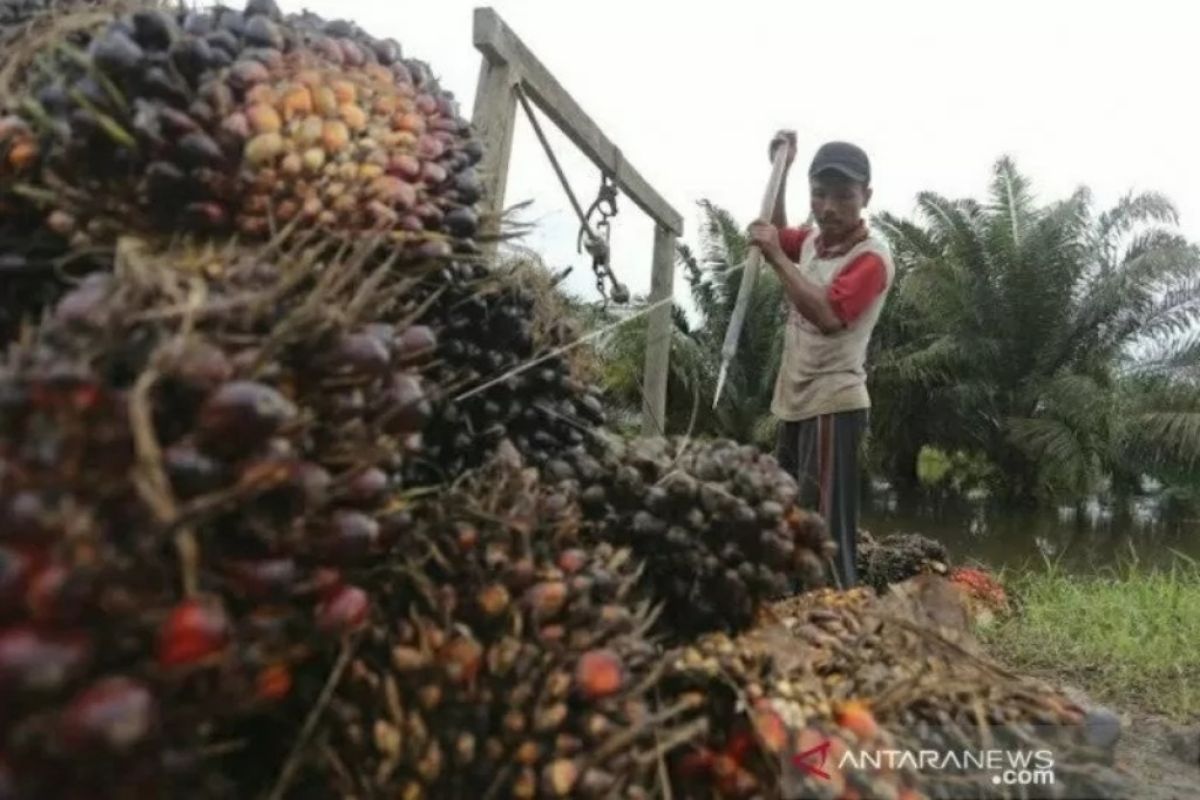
[747,133,894,589]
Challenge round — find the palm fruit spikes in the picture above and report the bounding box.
[294,448,703,799]
[0,0,483,249]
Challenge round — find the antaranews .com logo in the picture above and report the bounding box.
[785,739,1056,798]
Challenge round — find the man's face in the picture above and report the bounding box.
[809,172,871,239]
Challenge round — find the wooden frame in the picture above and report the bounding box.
[470,7,683,436]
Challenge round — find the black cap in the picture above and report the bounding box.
[809,141,871,184]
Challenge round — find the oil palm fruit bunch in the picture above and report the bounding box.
[0,235,444,798]
[560,437,834,639]
[402,261,608,485]
[290,449,702,799]
[855,531,949,593]
[0,0,483,249]
[944,566,1011,625]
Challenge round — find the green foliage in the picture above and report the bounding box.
[872,157,1200,504]
[982,552,1200,721]
[916,446,998,496]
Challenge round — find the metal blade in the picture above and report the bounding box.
[711,146,792,410]
[712,361,730,410]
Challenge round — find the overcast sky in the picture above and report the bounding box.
[280,0,1200,312]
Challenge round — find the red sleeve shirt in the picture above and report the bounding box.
[778,225,811,262]
[828,252,888,325]
[776,225,888,326]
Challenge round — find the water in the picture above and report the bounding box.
[860,491,1200,574]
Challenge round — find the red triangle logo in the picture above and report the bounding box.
[792,739,832,780]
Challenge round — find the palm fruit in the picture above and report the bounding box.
[402,258,610,486]
[557,436,835,639]
[0,0,482,250]
[945,566,1011,625]
[0,235,443,798]
[856,530,950,593]
[292,448,702,799]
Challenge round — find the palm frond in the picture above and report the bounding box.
[988,155,1036,247]
[1096,191,1180,258]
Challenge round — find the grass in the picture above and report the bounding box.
[980,546,1200,724]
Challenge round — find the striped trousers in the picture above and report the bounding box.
[775,409,868,589]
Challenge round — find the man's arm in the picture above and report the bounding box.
[762,239,845,334]
[747,221,887,335]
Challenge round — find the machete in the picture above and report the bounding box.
[712,145,791,409]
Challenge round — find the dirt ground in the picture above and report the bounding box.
[1041,681,1199,800]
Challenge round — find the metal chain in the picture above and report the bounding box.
[513,85,629,305]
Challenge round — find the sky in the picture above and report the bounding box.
[278,0,1200,315]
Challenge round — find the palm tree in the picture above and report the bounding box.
[873,157,1200,505]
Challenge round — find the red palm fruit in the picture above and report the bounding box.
[573,649,623,700]
[440,635,483,686]
[836,700,879,742]
[157,596,231,667]
[316,584,369,633]
[255,664,292,701]
[751,702,790,754]
[476,584,510,618]
[556,549,587,575]
[525,581,567,619]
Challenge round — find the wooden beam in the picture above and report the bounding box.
[472,7,683,235]
[470,44,518,247]
[641,224,676,436]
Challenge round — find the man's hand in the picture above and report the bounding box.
[769,129,797,167]
[748,219,786,264]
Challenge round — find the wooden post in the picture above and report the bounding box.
[470,20,518,251]
[472,9,682,235]
[471,8,683,434]
[641,224,676,436]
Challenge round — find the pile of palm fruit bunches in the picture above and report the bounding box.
[0,1,1130,798]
